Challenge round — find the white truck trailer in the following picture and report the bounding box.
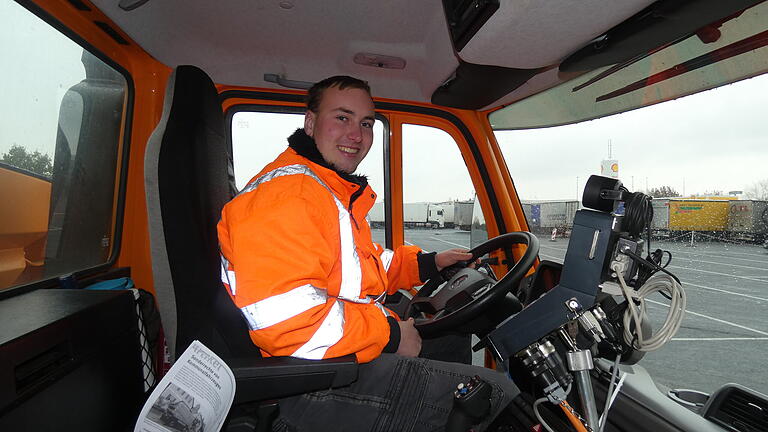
[368,202,386,228]
[404,203,445,228]
[453,200,474,231]
[433,200,474,229]
[367,202,445,228]
[727,200,768,242]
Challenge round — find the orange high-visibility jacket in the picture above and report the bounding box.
[218,147,425,363]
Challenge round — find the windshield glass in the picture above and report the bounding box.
[493,2,768,397]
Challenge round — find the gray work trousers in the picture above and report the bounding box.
[271,352,518,432]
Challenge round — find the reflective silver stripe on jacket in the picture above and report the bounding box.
[239,164,365,303]
[220,255,237,295]
[230,163,379,355]
[240,284,327,330]
[292,300,345,359]
[380,249,395,272]
[373,302,391,318]
[333,196,365,303]
[238,163,314,195]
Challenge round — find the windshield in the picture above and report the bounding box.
[493,2,768,397]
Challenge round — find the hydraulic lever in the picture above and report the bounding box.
[562,299,600,431]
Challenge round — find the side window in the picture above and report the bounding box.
[401,124,480,252]
[231,110,387,245]
[0,1,128,291]
[231,111,305,190]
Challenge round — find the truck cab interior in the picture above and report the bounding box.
[1,0,767,431]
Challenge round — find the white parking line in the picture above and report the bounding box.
[673,256,768,273]
[539,253,563,262]
[538,239,768,260]
[428,237,469,249]
[533,240,768,338]
[539,244,568,251]
[647,299,768,336]
[542,248,768,284]
[668,248,768,265]
[526,253,768,337]
[530,253,768,302]
[684,281,768,302]
[542,243,768,276]
[672,337,768,341]
[667,264,768,284]
[662,246,768,260]
[539,244,768,296]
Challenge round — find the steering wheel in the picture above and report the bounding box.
[407,232,539,337]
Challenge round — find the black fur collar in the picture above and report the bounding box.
[288,128,368,187]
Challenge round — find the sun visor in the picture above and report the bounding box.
[560,0,765,73]
[431,61,541,110]
[453,0,655,69]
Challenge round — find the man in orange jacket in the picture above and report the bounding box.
[218,76,519,431]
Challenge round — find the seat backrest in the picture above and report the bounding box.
[46,50,125,276]
[144,65,259,362]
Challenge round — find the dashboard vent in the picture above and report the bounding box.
[704,384,768,432]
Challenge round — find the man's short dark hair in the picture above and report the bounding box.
[306,76,371,112]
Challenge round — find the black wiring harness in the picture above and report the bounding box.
[620,189,680,293]
[621,189,653,238]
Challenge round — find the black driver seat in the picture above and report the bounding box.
[144,65,357,430]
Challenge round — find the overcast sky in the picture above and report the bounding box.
[497,74,768,201]
[4,0,767,205]
[1,1,85,158]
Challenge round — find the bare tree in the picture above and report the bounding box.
[701,189,723,196]
[745,179,768,200]
[647,185,680,198]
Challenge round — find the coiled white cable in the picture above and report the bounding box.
[612,264,686,352]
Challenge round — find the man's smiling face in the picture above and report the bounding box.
[304,86,375,174]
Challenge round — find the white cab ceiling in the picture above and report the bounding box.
[90,0,657,107]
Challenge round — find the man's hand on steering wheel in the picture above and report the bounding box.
[435,249,476,271]
[407,232,540,338]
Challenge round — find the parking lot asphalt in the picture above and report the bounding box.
[381,228,768,397]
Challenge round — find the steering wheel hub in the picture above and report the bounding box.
[407,232,540,338]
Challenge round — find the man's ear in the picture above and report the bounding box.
[304,110,315,137]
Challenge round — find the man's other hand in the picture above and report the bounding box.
[396,318,422,357]
[435,248,474,271]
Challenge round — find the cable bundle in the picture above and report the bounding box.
[621,191,653,238]
[635,248,673,287]
[612,265,686,352]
